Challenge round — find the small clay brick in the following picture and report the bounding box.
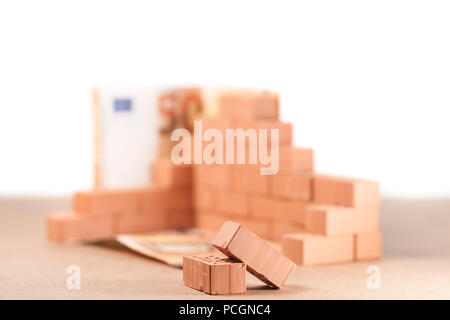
[195,211,227,231]
[152,159,192,188]
[272,173,312,201]
[209,166,233,189]
[219,91,279,120]
[193,165,212,186]
[193,188,216,209]
[249,196,275,219]
[353,207,379,233]
[116,210,168,234]
[354,231,382,261]
[247,171,272,194]
[216,191,249,217]
[228,217,273,240]
[47,212,114,242]
[233,120,292,146]
[254,121,293,146]
[74,189,137,216]
[282,233,354,266]
[167,188,192,210]
[304,205,355,236]
[278,147,314,173]
[169,208,194,229]
[270,222,304,241]
[212,221,296,289]
[136,187,171,213]
[183,253,246,295]
[313,175,380,207]
[274,200,307,225]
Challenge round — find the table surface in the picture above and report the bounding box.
[1,197,449,300]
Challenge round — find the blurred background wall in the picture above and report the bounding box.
[0,0,448,197]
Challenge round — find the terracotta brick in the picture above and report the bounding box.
[169,208,194,229]
[193,188,216,209]
[193,165,212,187]
[216,191,249,217]
[313,175,380,207]
[272,173,312,201]
[282,233,354,266]
[168,188,192,209]
[219,91,279,120]
[233,120,292,146]
[304,205,355,236]
[47,212,114,242]
[229,216,273,240]
[152,159,192,188]
[116,210,168,234]
[278,147,314,173]
[249,196,276,219]
[353,207,379,233]
[271,221,304,241]
[354,231,382,261]
[183,253,246,295]
[74,189,137,216]
[270,199,304,223]
[136,187,170,213]
[212,221,296,288]
[195,212,227,231]
[247,171,272,194]
[209,166,233,189]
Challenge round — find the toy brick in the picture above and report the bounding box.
[193,165,212,186]
[193,188,216,209]
[209,166,233,189]
[304,205,355,236]
[183,253,246,295]
[272,173,312,201]
[74,190,137,216]
[195,211,227,231]
[219,91,279,120]
[189,117,236,164]
[152,159,192,188]
[282,233,354,266]
[47,212,114,242]
[271,222,304,241]
[313,175,380,207]
[246,170,271,194]
[116,210,168,234]
[354,231,382,261]
[274,200,307,225]
[228,217,273,240]
[249,196,276,219]
[212,221,296,289]
[216,191,249,217]
[278,147,314,173]
[167,188,192,209]
[169,208,194,229]
[233,167,271,195]
[232,120,292,146]
[136,187,171,213]
[353,207,379,233]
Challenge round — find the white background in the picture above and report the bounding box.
[0,0,449,197]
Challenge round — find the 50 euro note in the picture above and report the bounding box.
[116,229,217,267]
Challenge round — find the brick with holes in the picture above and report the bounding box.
[183,253,246,294]
[211,221,296,289]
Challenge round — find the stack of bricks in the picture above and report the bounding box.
[47,89,381,267]
[192,91,381,265]
[47,162,192,242]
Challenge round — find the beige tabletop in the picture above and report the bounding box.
[1,197,449,300]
